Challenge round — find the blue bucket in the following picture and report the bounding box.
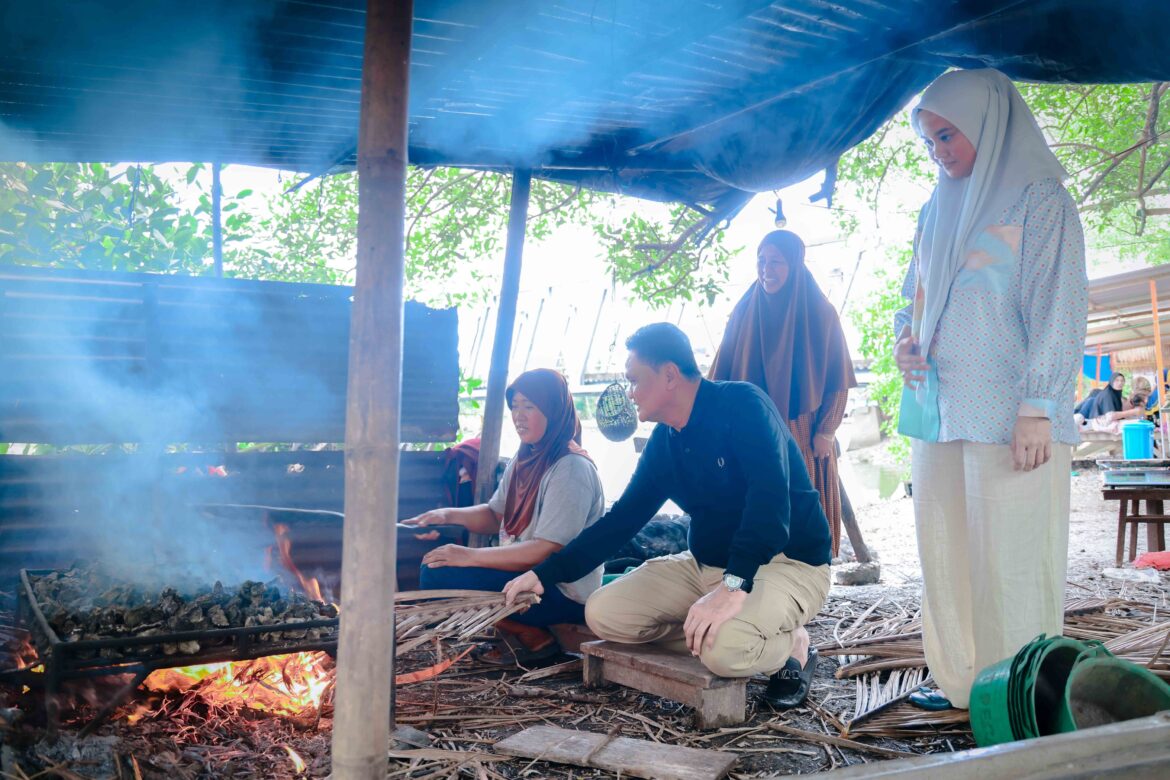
[1122,420,1155,460]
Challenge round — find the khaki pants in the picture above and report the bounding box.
[584,551,830,677]
[912,440,1071,709]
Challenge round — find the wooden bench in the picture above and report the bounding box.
[581,640,747,728]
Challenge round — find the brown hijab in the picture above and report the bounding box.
[709,230,857,421]
[502,369,592,537]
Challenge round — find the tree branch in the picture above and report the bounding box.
[404,171,481,251]
[1060,85,1098,130]
[526,184,583,222]
[629,216,711,279]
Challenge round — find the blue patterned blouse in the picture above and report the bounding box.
[895,178,1088,446]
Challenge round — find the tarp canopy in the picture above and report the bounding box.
[2,0,1169,218]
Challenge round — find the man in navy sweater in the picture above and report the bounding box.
[504,323,832,708]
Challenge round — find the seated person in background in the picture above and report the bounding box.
[403,368,604,664]
[1076,390,1150,435]
[503,323,832,710]
[1075,372,1125,419]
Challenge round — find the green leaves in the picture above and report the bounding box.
[0,161,737,309]
[594,203,737,309]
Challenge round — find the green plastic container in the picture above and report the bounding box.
[1024,637,1089,738]
[972,635,1101,746]
[601,565,638,586]
[970,653,1018,746]
[1062,656,1170,730]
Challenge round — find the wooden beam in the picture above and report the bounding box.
[332,0,412,777]
[1151,279,1167,455]
[474,170,532,504]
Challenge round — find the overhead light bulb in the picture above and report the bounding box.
[772,197,787,228]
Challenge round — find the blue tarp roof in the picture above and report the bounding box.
[2,0,1168,217]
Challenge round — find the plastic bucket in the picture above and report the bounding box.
[970,654,1018,747]
[1122,420,1155,460]
[1063,657,1170,729]
[972,635,1104,746]
[1026,638,1092,737]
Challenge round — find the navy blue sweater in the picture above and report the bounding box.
[533,379,831,589]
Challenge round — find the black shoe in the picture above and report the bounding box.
[763,647,818,709]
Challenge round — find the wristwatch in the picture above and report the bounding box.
[722,573,751,593]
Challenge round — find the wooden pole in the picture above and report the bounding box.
[474,170,532,504]
[332,1,412,777]
[211,162,223,277]
[1095,345,1104,388]
[1151,280,1167,458]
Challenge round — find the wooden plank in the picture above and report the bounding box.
[494,725,737,780]
[817,712,1170,779]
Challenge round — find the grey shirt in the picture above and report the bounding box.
[489,453,605,603]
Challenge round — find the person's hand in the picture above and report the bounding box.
[1011,416,1052,472]
[894,325,929,389]
[421,544,477,568]
[401,507,454,528]
[502,570,544,606]
[813,433,835,460]
[402,508,455,540]
[684,585,747,656]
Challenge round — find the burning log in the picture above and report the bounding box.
[27,566,338,661]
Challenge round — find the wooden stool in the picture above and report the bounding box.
[1103,487,1170,565]
[581,640,747,728]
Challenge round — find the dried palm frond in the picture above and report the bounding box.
[393,590,538,656]
[844,667,930,734]
[846,701,970,738]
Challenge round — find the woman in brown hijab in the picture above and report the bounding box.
[710,230,857,554]
[403,369,605,663]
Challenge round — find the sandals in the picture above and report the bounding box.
[763,647,819,709]
[908,686,953,711]
[474,625,562,667]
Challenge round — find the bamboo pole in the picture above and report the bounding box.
[211,162,223,277]
[1151,279,1167,458]
[474,170,533,503]
[579,288,608,384]
[332,0,412,777]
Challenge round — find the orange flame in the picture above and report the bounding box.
[141,651,333,717]
[284,746,307,774]
[270,523,326,603]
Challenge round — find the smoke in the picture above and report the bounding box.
[2,271,348,592]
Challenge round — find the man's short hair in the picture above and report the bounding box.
[626,323,701,380]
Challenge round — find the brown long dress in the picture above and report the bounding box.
[787,391,849,555]
[709,230,856,556]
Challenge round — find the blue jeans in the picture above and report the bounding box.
[418,564,585,627]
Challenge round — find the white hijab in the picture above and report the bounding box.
[912,68,1067,352]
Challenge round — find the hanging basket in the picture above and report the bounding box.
[596,382,638,442]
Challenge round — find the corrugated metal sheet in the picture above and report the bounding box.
[0,265,458,444]
[0,449,453,584]
[1086,265,1170,355]
[2,1,1165,212]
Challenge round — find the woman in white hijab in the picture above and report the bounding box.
[893,69,1088,710]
